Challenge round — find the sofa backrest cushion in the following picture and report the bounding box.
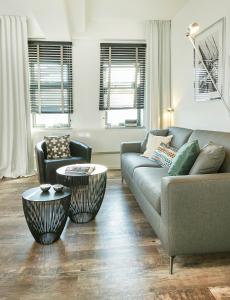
[168,127,193,149]
[141,129,168,153]
[188,130,230,172]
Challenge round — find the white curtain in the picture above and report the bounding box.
[146,20,172,129]
[0,16,34,178]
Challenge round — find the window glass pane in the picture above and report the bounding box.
[33,113,70,128]
[106,109,143,128]
[32,64,69,83]
[109,92,135,108]
[110,65,136,85]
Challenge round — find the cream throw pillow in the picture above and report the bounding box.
[142,134,173,158]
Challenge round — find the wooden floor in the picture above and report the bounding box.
[1,172,230,300]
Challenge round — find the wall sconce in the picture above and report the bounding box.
[167,107,174,126]
[167,107,174,113]
[186,22,230,115]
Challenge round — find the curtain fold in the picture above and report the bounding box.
[146,20,172,129]
[0,16,34,178]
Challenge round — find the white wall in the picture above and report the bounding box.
[32,0,188,168]
[0,0,71,40]
[172,0,230,132]
[1,0,188,168]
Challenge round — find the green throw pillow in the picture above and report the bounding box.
[168,140,200,176]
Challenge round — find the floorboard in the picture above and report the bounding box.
[0,172,230,300]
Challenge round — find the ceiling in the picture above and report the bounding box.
[0,0,190,39]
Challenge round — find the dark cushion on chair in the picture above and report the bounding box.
[44,135,71,159]
[44,156,86,184]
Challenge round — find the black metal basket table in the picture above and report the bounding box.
[22,187,71,245]
[56,164,107,223]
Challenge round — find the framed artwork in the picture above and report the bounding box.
[194,18,225,102]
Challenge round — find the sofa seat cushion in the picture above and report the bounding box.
[121,153,161,177]
[133,167,168,215]
[44,156,86,183]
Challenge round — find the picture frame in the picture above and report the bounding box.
[194,18,226,102]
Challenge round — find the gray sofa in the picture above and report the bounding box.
[121,126,230,274]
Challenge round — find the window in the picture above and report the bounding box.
[28,41,73,128]
[100,43,146,128]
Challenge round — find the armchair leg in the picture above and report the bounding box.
[169,256,175,275]
[121,175,124,184]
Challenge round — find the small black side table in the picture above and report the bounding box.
[22,187,71,245]
[56,164,107,223]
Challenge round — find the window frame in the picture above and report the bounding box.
[28,41,73,128]
[99,42,146,129]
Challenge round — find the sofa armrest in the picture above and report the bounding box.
[161,173,230,256]
[35,141,46,183]
[120,142,142,154]
[69,140,92,162]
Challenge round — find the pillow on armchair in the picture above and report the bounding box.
[44,135,71,159]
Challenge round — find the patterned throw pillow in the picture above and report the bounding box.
[142,134,173,158]
[150,143,177,168]
[44,135,71,159]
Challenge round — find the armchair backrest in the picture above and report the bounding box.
[35,140,48,160]
[40,140,48,159]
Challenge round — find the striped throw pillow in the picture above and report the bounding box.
[150,143,177,168]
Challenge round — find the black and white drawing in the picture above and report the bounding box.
[194,18,225,102]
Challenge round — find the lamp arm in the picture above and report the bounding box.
[188,35,230,115]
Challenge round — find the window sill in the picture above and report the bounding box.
[32,127,73,131]
[105,126,145,130]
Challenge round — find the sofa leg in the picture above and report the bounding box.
[169,256,175,275]
[121,176,124,184]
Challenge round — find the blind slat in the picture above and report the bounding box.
[28,41,73,114]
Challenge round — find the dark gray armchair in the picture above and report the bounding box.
[35,140,92,184]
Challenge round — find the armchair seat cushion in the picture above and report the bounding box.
[121,153,160,176]
[133,167,168,215]
[44,156,86,184]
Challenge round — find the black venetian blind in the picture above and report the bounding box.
[28,41,73,114]
[99,43,146,111]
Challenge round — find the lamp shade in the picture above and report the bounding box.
[187,22,200,37]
